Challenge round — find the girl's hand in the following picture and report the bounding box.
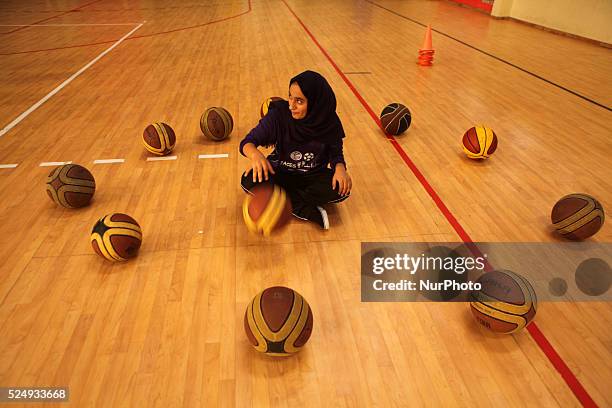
[243,143,275,182]
[250,150,275,183]
[332,164,352,196]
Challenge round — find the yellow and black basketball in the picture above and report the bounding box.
[243,184,292,236]
[260,96,284,118]
[462,125,498,159]
[46,164,95,208]
[380,103,411,135]
[142,122,176,156]
[551,193,604,240]
[244,286,313,356]
[469,270,537,334]
[90,213,142,262]
[200,107,233,141]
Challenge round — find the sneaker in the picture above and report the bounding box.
[316,206,329,230]
[291,204,329,230]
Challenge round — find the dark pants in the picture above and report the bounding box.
[241,167,349,220]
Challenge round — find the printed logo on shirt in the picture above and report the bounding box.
[303,152,314,161]
[290,151,302,161]
[280,160,317,170]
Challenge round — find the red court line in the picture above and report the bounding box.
[0,0,252,56]
[0,0,105,35]
[280,1,598,407]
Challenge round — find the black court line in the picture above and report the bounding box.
[365,0,611,112]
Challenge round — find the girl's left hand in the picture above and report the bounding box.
[332,165,352,196]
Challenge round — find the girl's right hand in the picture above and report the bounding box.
[250,151,275,183]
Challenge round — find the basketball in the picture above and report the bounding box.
[143,122,176,156]
[243,184,292,236]
[551,193,604,240]
[260,96,284,118]
[200,107,233,141]
[90,213,142,262]
[462,126,498,159]
[46,164,95,208]
[469,270,537,334]
[244,286,313,356]
[380,103,411,135]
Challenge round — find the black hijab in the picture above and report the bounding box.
[270,70,345,144]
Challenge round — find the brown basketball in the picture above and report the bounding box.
[90,213,142,262]
[551,193,604,240]
[200,107,233,141]
[46,164,95,208]
[244,286,313,356]
[243,184,292,236]
[469,270,537,334]
[260,96,284,118]
[142,123,176,156]
[380,103,411,135]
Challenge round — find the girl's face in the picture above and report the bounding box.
[288,82,308,119]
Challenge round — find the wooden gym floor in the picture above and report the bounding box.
[0,0,610,406]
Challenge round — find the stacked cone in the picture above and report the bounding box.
[417,25,435,66]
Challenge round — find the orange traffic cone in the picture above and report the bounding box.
[417,25,435,66]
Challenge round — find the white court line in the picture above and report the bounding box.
[93,159,125,164]
[40,161,72,167]
[147,156,177,161]
[198,153,229,159]
[0,164,19,169]
[0,23,142,27]
[0,22,144,139]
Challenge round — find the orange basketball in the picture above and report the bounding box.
[200,107,233,141]
[462,126,498,159]
[469,270,537,334]
[260,96,284,118]
[90,213,142,262]
[242,184,292,236]
[142,123,176,156]
[244,286,313,356]
[551,193,604,240]
[46,164,95,208]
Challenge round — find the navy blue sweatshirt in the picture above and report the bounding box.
[239,106,346,174]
